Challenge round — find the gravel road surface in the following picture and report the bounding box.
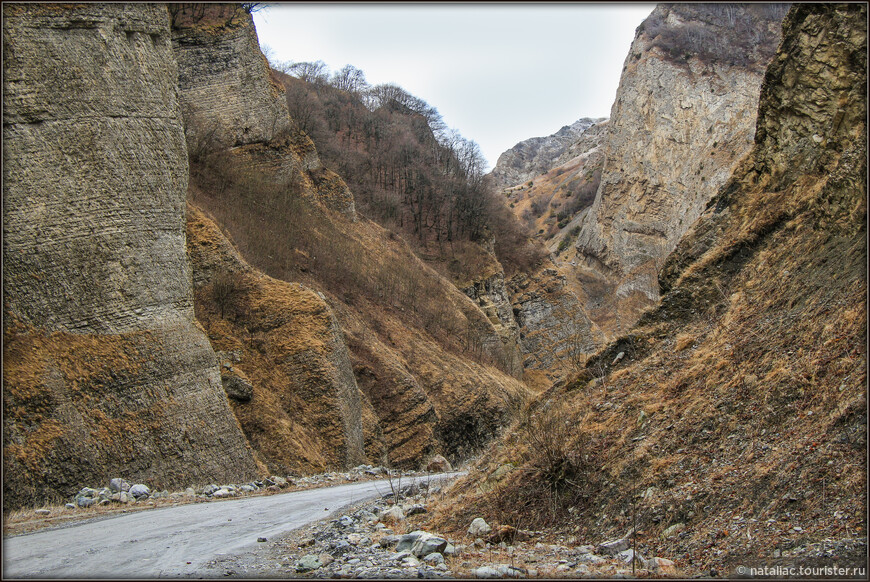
[3,472,462,579]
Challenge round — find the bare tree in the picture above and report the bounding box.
[331,64,368,95]
[286,60,330,85]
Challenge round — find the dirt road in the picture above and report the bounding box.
[3,472,461,578]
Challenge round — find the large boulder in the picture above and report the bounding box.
[426,454,453,473]
[468,517,493,537]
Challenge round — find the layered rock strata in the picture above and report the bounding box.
[2,3,258,510]
[462,273,523,378]
[171,4,355,218]
[187,206,366,472]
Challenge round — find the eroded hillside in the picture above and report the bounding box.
[431,3,866,575]
[174,4,532,472]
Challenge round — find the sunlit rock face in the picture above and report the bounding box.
[571,3,787,337]
[490,118,605,189]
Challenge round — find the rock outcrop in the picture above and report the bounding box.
[490,118,605,189]
[508,264,602,388]
[171,4,355,218]
[462,273,523,378]
[571,3,787,337]
[3,3,258,510]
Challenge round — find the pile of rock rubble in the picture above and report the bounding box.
[277,482,680,579]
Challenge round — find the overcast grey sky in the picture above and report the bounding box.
[253,3,655,169]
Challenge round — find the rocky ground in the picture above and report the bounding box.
[226,481,684,579]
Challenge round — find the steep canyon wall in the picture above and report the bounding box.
[3,3,258,510]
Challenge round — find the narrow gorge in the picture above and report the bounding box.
[3,4,866,577]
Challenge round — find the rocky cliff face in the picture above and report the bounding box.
[461,262,603,389]
[3,3,258,510]
[171,4,355,218]
[571,3,787,337]
[508,264,602,388]
[490,118,605,189]
[462,273,523,378]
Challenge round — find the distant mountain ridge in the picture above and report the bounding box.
[489,117,606,189]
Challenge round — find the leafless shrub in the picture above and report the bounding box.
[210,270,249,320]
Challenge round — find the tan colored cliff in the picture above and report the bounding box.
[571,4,786,337]
[171,3,355,218]
[3,3,258,510]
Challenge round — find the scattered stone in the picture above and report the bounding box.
[339,515,355,527]
[65,503,76,510]
[109,478,129,493]
[201,484,220,496]
[296,554,322,572]
[221,372,253,402]
[617,548,646,568]
[212,488,234,498]
[411,533,448,557]
[468,517,493,537]
[406,504,427,516]
[473,564,525,578]
[128,484,150,500]
[381,506,405,523]
[257,537,267,543]
[598,538,630,555]
[662,523,686,539]
[612,351,625,365]
[266,475,288,488]
[35,509,50,516]
[426,454,453,473]
[76,497,96,508]
[379,535,402,548]
[330,540,353,557]
[396,531,427,552]
[647,556,677,574]
[423,552,445,566]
